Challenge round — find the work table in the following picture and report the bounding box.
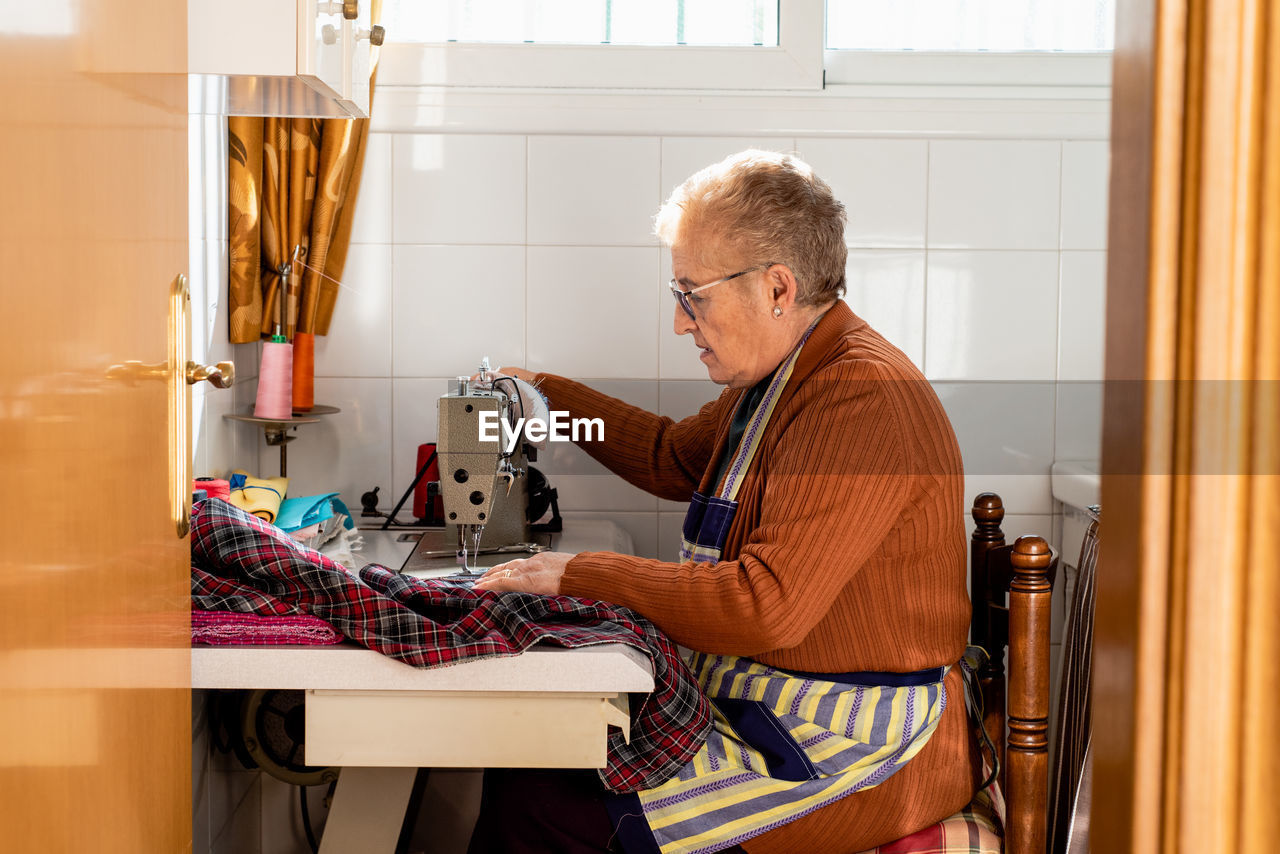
[191,520,649,854]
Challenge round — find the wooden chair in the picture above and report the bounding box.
[969,492,1058,854]
[859,493,1062,854]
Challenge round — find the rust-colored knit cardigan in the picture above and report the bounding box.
[538,301,980,851]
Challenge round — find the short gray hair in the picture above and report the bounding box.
[654,150,847,306]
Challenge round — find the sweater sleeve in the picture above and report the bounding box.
[558,363,916,656]
[533,372,728,502]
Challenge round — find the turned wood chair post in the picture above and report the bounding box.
[970,492,1007,774]
[970,493,1055,854]
[1006,535,1053,854]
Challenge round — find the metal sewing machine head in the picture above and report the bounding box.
[436,359,531,563]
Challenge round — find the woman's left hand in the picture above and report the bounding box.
[473,551,575,595]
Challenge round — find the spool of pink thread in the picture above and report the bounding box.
[254,333,294,420]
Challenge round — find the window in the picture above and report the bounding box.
[377,0,819,90]
[375,0,1113,91]
[384,0,780,47]
[826,0,1115,51]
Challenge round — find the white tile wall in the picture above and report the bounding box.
[349,132,392,245]
[928,141,1061,250]
[390,376,451,507]
[798,138,929,249]
[1061,141,1111,251]
[392,244,527,377]
[1057,251,1107,382]
[188,114,259,482]
[264,377,394,506]
[925,251,1061,382]
[190,114,228,243]
[393,134,526,245]
[527,246,660,377]
[844,250,926,367]
[1056,251,1107,464]
[937,379,1057,516]
[315,243,393,377]
[657,379,722,420]
[528,136,661,246]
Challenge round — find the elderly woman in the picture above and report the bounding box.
[470,150,979,853]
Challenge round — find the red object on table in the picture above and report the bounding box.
[413,442,443,523]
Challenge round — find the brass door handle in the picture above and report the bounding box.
[187,360,235,389]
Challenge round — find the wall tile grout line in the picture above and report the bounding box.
[922,139,931,374]
[388,134,397,505]
[524,134,530,372]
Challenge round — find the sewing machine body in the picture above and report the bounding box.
[436,380,532,554]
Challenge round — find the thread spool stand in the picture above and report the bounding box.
[224,404,339,477]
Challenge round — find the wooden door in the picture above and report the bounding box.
[1099,0,1280,850]
[0,1,191,850]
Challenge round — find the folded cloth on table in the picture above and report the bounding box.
[192,565,303,615]
[191,609,343,645]
[275,492,340,532]
[228,471,288,523]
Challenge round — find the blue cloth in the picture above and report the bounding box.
[274,492,340,532]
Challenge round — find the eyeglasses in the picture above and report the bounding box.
[668,264,769,320]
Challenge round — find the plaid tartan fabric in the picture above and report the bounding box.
[191,566,301,615]
[189,498,712,793]
[860,782,1005,854]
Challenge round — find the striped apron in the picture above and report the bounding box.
[607,327,957,854]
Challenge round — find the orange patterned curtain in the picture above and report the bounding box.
[227,1,381,343]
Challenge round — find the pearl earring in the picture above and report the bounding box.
[772,306,783,318]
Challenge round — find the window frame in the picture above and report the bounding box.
[375,0,1113,94]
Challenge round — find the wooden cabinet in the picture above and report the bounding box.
[189,0,378,118]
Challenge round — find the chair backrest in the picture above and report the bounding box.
[969,492,1058,854]
[1049,508,1099,854]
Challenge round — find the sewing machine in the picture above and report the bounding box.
[401,370,560,574]
[437,374,531,555]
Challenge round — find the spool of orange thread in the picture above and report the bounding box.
[292,331,315,412]
[254,333,293,420]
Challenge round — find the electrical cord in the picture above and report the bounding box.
[490,376,524,461]
[491,376,524,425]
[300,785,320,853]
[380,449,438,530]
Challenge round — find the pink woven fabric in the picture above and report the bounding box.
[191,609,343,646]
